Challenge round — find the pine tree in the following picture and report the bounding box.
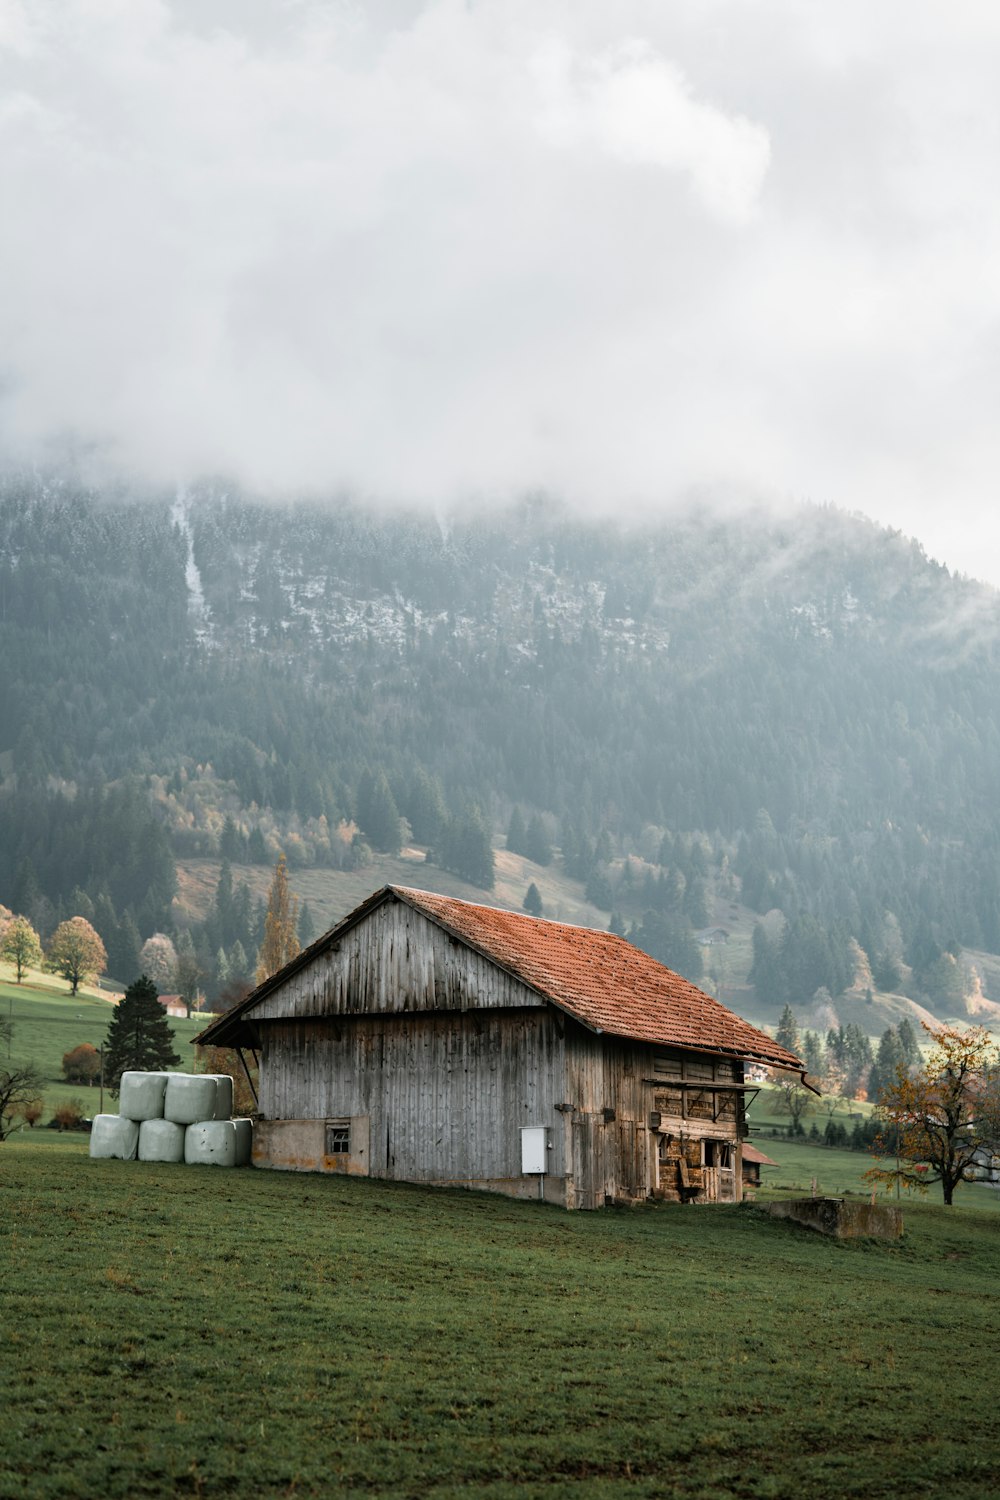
[355,770,402,855]
[247,826,268,864]
[405,769,447,846]
[229,940,250,984]
[506,807,527,855]
[112,911,142,985]
[219,816,241,863]
[869,1025,903,1102]
[256,854,301,984]
[775,1004,800,1055]
[104,975,181,1093]
[801,1029,825,1078]
[897,1017,922,1069]
[298,901,316,948]
[524,816,553,866]
[522,883,543,917]
[213,859,235,947]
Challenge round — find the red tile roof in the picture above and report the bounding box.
[393,888,802,1071]
[196,885,803,1072]
[741,1143,779,1167]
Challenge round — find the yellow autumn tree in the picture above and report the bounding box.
[45,917,107,996]
[255,854,300,984]
[865,1023,1000,1205]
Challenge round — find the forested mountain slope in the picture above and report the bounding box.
[2,473,1000,1029]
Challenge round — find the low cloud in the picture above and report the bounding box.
[2,2,1000,582]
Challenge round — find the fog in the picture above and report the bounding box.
[3,2,1000,582]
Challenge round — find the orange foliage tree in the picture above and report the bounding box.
[865,1024,1000,1205]
[63,1043,102,1086]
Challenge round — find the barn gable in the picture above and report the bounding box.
[241,892,545,1027]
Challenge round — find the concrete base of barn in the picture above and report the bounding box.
[766,1197,903,1240]
[252,1118,570,1205]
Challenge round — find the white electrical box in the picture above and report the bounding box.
[521,1125,548,1174]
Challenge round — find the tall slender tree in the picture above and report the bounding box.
[256,854,300,984]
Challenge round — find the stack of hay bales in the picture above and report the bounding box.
[90,1071,253,1167]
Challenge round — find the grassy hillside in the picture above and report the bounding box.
[3,1141,1000,1499]
[0,974,205,1128]
[174,846,612,935]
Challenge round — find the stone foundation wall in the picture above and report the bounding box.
[766,1197,903,1240]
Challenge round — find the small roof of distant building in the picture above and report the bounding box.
[741,1143,779,1168]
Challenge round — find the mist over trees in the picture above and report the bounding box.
[4,476,1000,1014]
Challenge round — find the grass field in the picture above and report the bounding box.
[0,975,206,1128]
[3,1140,1000,1499]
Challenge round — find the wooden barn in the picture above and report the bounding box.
[195,885,804,1209]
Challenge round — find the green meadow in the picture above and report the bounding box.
[0,973,206,1127]
[3,1139,1000,1500]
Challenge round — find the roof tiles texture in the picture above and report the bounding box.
[394,887,802,1071]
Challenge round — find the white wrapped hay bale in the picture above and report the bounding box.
[118,1071,169,1122]
[90,1115,139,1160]
[138,1118,186,1163]
[209,1074,234,1121]
[164,1073,218,1125]
[233,1118,253,1167]
[184,1120,237,1168]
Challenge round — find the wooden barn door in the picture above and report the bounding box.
[571,1112,605,1210]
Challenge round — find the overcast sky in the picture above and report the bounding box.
[3,1,1000,582]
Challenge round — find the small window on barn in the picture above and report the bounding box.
[325,1119,351,1155]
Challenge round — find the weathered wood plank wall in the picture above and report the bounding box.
[563,1027,745,1205]
[259,1009,568,1200]
[249,902,542,1022]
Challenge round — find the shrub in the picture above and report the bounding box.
[62,1043,101,1086]
[52,1099,87,1132]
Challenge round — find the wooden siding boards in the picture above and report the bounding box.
[249,900,542,1024]
[259,1010,568,1204]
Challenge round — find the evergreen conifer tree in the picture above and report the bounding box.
[522,883,543,917]
[247,826,268,864]
[776,1004,800,1055]
[356,770,402,854]
[506,807,526,854]
[229,941,250,984]
[298,901,316,948]
[104,975,180,1092]
[523,815,553,866]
